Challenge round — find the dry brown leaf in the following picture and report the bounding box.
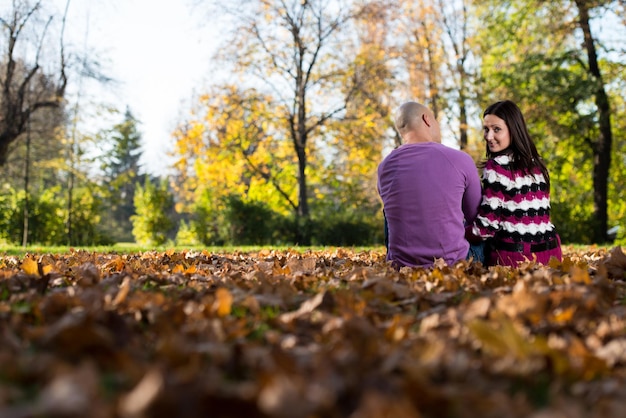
[279,291,325,323]
[112,276,131,306]
[1,246,625,417]
[601,246,626,280]
[119,369,164,418]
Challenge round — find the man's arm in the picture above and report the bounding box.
[462,157,482,224]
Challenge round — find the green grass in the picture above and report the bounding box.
[0,242,617,258]
[0,243,385,257]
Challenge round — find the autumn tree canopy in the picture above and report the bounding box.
[1,0,625,246]
[168,0,625,245]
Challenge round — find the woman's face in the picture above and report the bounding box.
[483,114,511,154]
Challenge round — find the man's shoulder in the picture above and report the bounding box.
[381,143,473,163]
[432,143,475,163]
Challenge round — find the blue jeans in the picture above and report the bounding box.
[467,242,486,264]
[384,212,389,252]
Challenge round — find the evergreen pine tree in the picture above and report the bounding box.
[100,108,145,242]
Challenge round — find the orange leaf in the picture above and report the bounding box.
[550,306,576,324]
[214,288,232,317]
[570,266,591,284]
[21,257,39,276]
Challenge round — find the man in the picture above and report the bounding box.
[378,101,482,268]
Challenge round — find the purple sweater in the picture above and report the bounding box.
[377,142,482,267]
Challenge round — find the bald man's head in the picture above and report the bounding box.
[394,102,441,144]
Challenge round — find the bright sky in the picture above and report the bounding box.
[59,0,219,176]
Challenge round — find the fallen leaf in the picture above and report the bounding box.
[22,257,39,276]
[213,287,233,317]
[602,246,626,280]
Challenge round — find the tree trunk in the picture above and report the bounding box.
[575,0,612,243]
[295,142,310,244]
[295,80,310,245]
[459,91,468,150]
[22,122,31,247]
[0,2,67,167]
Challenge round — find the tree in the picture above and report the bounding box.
[436,0,477,151]
[390,0,444,119]
[210,0,373,244]
[471,0,623,243]
[172,85,296,243]
[0,98,65,246]
[318,1,396,239]
[100,108,144,242]
[131,177,175,246]
[0,0,68,166]
[573,0,614,243]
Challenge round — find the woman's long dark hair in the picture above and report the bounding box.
[483,100,550,186]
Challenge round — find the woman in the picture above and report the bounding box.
[467,100,562,266]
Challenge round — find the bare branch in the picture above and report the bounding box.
[0,0,68,165]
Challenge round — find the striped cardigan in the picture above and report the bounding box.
[470,154,558,244]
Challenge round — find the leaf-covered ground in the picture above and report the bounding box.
[1,246,626,418]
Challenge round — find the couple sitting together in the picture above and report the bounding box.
[378,100,562,268]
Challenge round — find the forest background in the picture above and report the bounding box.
[1,0,625,249]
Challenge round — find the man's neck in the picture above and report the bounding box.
[403,132,431,144]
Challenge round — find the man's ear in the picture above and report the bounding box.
[422,113,431,127]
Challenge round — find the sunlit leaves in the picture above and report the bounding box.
[172,85,296,218]
[1,246,626,415]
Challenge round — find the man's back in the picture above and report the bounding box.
[378,142,481,267]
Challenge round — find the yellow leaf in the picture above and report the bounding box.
[548,256,562,269]
[214,288,232,317]
[172,264,185,273]
[560,257,575,273]
[468,320,508,356]
[21,258,39,276]
[42,264,54,275]
[570,266,591,284]
[468,316,534,359]
[550,306,576,324]
[185,265,197,274]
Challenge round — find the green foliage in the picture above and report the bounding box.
[471,0,625,243]
[3,0,624,247]
[99,109,145,242]
[0,187,65,245]
[188,192,291,246]
[0,185,13,243]
[131,178,175,246]
[310,215,382,247]
[67,187,112,246]
[614,227,626,247]
[0,184,111,246]
[222,194,280,245]
[188,188,227,246]
[174,220,200,246]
